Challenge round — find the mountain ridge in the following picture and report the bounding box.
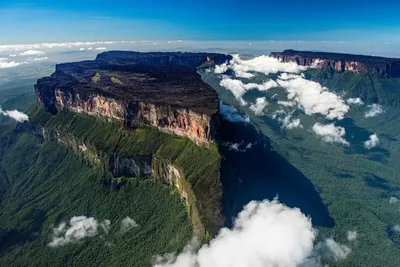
[35,51,232,146]
[270,49,400,77]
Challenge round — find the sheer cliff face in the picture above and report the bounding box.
[270,49,400,77]
[35,52,230,146]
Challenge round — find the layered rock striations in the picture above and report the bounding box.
[35,51,231,146]
[270,49,400,77]
[32,51,231,239]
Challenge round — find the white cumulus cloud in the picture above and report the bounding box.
[365,104,384,118]
[219,54,308,78]
[96,47,107,50]
[19,50,46,56]
[48,216,111,248]
[277,77,349,120]
[277,112,303,130]
[312,123,349,146]
[219,77,277,105]
[153,199,317,267]
[249,97,268,115]
[120,216,139,234]
[346,97,364,105]
[364,133,379,149]
[347,231,357,242]
[214,62,229,74]
[0,107,29,122]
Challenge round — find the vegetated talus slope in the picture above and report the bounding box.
[28,106,223,238]
[0,125,192,267]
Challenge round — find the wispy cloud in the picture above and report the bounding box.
[0,107,29,122]
[249,97,268,115]
[347,231,357,242]
[219,102,250,123]
[48,216,111,248]
[120,216,139,234]
[0,41,120,52]
[223,141,253,152]
[277,100,297,107]
[0,57,22,68]
[19,50,46,56]
[365,104,384,118]
[389,197,399,204]
[313,238,351,261]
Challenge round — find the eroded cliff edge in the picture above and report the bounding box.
[35,51,231,146]
[271,50,400,107]
[270,49,400,77]
[31,51,232,239]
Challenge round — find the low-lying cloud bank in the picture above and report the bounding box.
[216,57,349,121]
[19,50,46,56]
[0,57,22,68]
[364,133,379,149]
[276,76,349,120]
[153,199,352,267]
[49,216,111,248]
[312,123,349,146]
[0,107,29,122]
[219,54,308,78]
[0,55,49,69]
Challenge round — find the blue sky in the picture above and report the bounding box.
[1,0,400,44]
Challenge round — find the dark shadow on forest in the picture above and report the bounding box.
[217,119,335,228]
[337,118,390,163]
[0,208,45,255]
[364,174,400,192]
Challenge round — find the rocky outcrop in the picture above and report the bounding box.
[35,52,231,146]
[34,118,222,239]
[270,49,400,77]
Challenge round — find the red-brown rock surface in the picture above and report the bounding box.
[270,49,400,77]
[35,51,231,145]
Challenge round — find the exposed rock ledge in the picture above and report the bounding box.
[270,49,400,77]
[29,107,224,239]
[35,51,231,146]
